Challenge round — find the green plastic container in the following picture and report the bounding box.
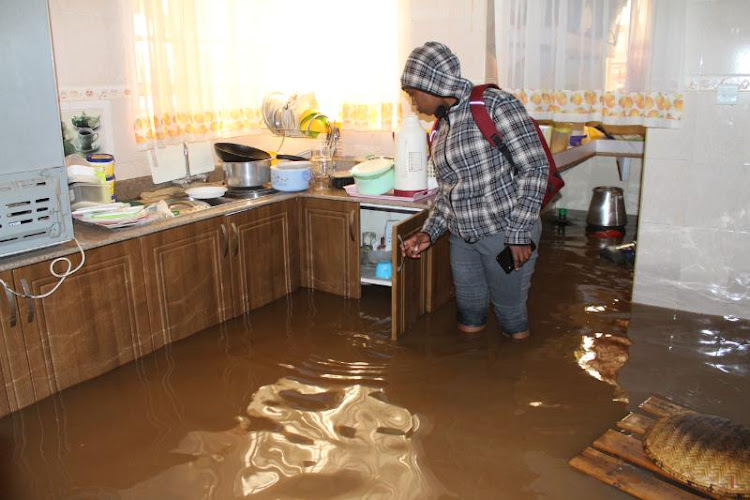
[350,158,395,195]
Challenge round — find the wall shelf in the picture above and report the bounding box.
[554,140,644,173]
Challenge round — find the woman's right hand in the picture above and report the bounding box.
[401,231,432,259]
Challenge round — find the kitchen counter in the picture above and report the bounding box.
[0,186,435,273]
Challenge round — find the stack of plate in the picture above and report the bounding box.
[72,204,151,229]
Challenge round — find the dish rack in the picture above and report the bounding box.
[261,92,340,154]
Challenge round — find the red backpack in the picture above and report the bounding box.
[430,84,564,209]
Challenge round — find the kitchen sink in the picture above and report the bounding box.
[163,197,212,216]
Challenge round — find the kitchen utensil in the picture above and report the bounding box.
[330,170,354,189]
[271,161,312,192]
[350,157,395,195]
[586,186,627,228]
[275,154,308,162]
[222,159,272,188]
[214,142,271,162]
[362,231,377,249]
[185,185,228,199]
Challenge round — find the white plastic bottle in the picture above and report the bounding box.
[394,114,428,197]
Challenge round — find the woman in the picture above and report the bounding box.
[399,41,548,340]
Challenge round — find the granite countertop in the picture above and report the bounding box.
[0,186,435,273]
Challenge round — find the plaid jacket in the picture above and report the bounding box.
[401,42,548,245]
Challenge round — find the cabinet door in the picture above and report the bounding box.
[424,232,453,313]
[229,199,300,313]
[12,239,152,397]
[391,211,428,340]
[0,270,30,415]
[140,217,233,350]
[299,198,360,298]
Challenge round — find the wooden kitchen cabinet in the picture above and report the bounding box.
[0,270,29,415]
[299,198,360,298]
[141,200,300,348]
[228,199,300,313]
[391,211,429,340]
[0,239,152,414]
[424,232,453,313]
[140,217,234,350]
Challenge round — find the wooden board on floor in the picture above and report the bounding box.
[569,395,727,500]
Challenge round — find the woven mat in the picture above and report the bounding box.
[644,412,750,497]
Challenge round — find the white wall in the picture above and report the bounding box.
[632,0,750,319]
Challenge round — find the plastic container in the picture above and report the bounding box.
[86,153,115,181]
[271,161,312,192]
[550,123,572,153]
[69,182,114,210]
[350,158,395,195]
[394,114,428,196]
[374,261,393,280]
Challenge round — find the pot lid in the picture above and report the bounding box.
[350,158,393,178]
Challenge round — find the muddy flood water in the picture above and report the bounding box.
[1,210,748,499]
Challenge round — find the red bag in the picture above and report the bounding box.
[469,84,563,208]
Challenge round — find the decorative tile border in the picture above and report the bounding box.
[59,86,132,101]
[684,74,750,91]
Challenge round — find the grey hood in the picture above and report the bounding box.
[400,41,472,101]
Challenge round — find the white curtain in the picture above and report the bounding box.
[130,0,402,147]
[492,0,686,127]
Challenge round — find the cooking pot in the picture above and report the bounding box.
[216,142,308,188]
[223,159,272,188]
[586,186,627,228]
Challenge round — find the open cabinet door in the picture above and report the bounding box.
[391,211,428,340]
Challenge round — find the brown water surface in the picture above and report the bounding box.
[1,211,748,499]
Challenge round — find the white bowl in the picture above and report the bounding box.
[185,185,227,199]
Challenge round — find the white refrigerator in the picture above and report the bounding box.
[0,0,73,258]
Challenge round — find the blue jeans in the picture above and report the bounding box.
[449,221,541,335]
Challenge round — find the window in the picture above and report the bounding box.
[130,0,401,147]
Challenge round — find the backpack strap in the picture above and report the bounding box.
[469,84,515,166]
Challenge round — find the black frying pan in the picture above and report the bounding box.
[214,142,307,163]
[214,142,270,162]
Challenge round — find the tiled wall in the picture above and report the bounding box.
[632,0,750,319]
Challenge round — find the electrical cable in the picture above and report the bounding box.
[0,238,86,300]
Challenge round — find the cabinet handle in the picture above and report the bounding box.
[4,284,16,327]
[349,211,356,242]
[220,224,229,258]
[231,223,239,256]
[396,234,405,273]
[20,279,33,323]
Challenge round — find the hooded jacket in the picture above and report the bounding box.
[401,41,548,245]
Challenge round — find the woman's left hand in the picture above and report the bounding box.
[510,244,534,270]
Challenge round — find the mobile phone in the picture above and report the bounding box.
[496,241,536,274]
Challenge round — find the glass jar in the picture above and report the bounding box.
[550,123,572,153]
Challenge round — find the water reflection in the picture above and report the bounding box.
[113,377,446,499]
[574,333,632,403]
[236,377,445,498]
